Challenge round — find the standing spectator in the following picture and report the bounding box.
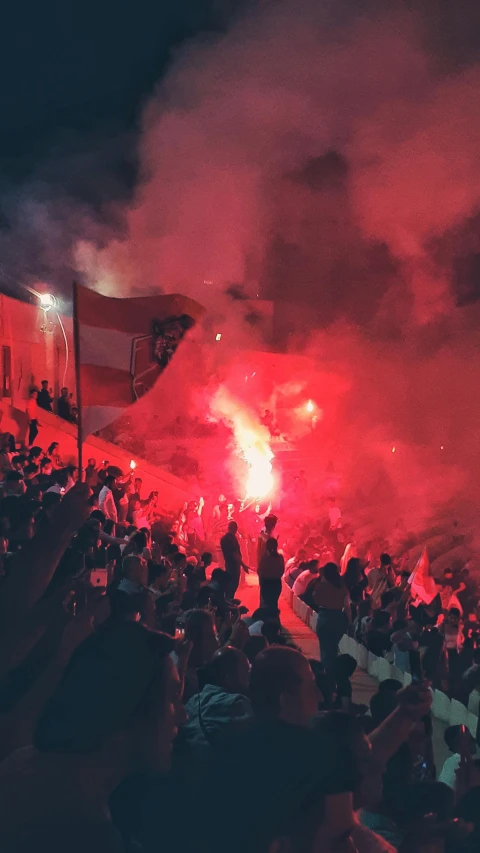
[327,496,342,530]
[127,477,144,521]
[258,537,285,611]
[57,387,71,421]
[313,562,351,671]
[99,475,118,525]
[220,521,250,600]
[183,500,205,551]
[344,557,368,616]
[26,389,40,447]
[96,460,110,485]
[368,552,395,608]
[441,606,464,687]
[37,380,53,412]
[85,458,98,488]
[0,436,12,475]
[256,514,278,568]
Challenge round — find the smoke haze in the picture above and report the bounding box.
[5,0,480,546]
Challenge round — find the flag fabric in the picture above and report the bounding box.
[75,285,204,437]
[408,547,437,605]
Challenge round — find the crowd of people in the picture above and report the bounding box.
[0,436,479,852]
[284,542,480,705]
[26,382,78,446]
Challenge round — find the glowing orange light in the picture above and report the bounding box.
[130,459,136,470]
[306,399,315,413]
[391,446,396,454]
[215,333,222,341]
[211,388,274,499]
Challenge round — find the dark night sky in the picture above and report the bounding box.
[0,0,238,169]
[2,0,480,167]
[2,0,480,311]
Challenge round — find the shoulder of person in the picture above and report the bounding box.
[353,817,399,853]
[14,819,125,853]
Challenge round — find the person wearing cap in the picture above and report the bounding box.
[0,623,186,852]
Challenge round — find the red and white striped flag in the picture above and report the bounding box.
[75,285,204,437]
[408,546,437,605]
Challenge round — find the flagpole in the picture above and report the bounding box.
[72,281,84,481]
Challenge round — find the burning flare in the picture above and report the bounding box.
[211,387,274,499]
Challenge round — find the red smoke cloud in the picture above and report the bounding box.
[79,2,480,545]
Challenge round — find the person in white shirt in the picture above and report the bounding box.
[46,470,69,495]
[327,498,342,530]
[99,475,118,524]
[292,559,320,597]
[285,548,307,574]
[131,499,151,531]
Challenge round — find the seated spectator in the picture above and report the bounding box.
[332,653,359,713]
[284,558,308,588]
[249,646,320,727]
[292,558,320,597]
[366,609,392,657]
[370,682,402,727]
[458,646,480,706]
[46,469,70,496]
[2,470,26,497]
[11,454,27,472]
[390,619,418,672]
[285,546,307,574]
[178,646,252,761]
[438,724,477,789]
[243,634,268,663]
[196,550,213,583]
[122,530,149,560]
[182,609,219,701]
[37,457,54,491]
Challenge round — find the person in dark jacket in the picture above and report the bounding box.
[37,380,53,412]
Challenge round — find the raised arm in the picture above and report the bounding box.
[0,483,91,623]
[368,682,432,766]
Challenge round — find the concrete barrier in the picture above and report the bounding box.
[281,581,479,730]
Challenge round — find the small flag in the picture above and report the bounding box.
[75,285,204,437]
[408,547,437,605]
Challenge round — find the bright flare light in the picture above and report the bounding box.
[242,429,274,498]
[130,459,136,470]
[211,388,274,499]
[215,333,222,341]
[306,399,315,413]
